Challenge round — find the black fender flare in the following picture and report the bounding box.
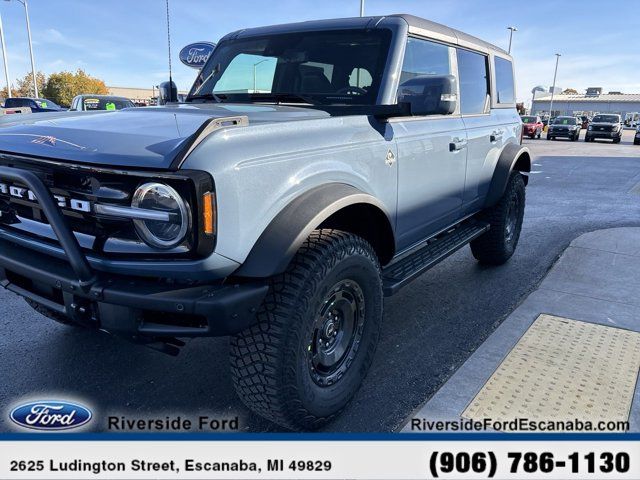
[484,143,531,208]
[236,183,393,278]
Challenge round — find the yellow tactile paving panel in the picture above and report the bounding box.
[463,314,640,425]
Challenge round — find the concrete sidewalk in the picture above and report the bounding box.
[402,227,640,432]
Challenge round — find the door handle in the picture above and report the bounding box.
[449,138,467,152]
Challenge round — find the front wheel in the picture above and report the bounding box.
[471,172,526,265]
[230,229,383,430]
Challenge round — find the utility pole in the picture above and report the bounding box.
[360,0,364,16]
[0,11,11,97]
[548,53,561,121]
[507,26,517,54]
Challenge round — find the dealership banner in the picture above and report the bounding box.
[1,438,639,479]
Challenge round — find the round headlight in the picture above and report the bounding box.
[588,125,593,131]
[132,183,190,249]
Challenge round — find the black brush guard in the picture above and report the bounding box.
[0,166,268,347]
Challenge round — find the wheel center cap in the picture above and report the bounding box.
[324,321,336,338]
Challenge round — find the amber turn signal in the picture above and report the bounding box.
[202,192,216,235]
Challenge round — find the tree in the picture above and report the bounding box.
[42,69,107,107]
[562,88,578,95]
[0,71,47,98]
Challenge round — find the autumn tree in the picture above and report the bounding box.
[41,69,107,107]
[0,71,46,99]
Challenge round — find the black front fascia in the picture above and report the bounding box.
[0,153,214,260]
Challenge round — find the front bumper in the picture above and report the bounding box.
[0,165,268,339]
[587,130,620,139]
[0,238,268,337]
[548,129,578,138]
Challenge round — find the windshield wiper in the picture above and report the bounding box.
[186,93,226,103]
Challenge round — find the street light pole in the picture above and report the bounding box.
[360,0,365,16]
[548,53,561,121]
[19,0,37,97]
[507,26,517,54]
[253,59,268,93]
[0,11,10,97]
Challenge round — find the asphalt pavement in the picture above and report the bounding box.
[1,130,639,433]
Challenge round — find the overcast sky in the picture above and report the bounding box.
[0,0,638,103]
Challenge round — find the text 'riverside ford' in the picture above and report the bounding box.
[0,14,530,430]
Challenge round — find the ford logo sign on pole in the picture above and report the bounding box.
[179,42,215,69]
[10,400,92,431]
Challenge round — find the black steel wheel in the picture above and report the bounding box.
[230,229,383,430]
[471,172,526,265]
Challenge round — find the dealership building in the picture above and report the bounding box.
[107,86,189,106]
[531,87,640,121]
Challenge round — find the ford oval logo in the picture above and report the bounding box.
[10,400,92,431]
[179,42,216,69]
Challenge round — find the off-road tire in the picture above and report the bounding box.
[471,172,525,265]
[613,136,621,144]
[230,229,383,430]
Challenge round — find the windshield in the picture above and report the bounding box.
[188,29,392,105]
[82,97,134,111]
[35,99,61,110]
[521,116,536,123]
[552,117,577,125]
[593,115,619,123]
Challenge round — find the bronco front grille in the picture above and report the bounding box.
[0,153,210,259]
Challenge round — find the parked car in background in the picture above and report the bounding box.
[69,95,135,111]
[3,97,63,113]
[585,114,623,143]
[547,116,581,141]
[634,125,640,145]
[521,115,543,139]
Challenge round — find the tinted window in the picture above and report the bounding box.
[593,115,620,123]
[456,49,489,115]
[494,57,514,104]
[553,117,577,125]
[399,37,450,85]
[82,97,135,110]
[521,116,537,123]
[5,98,28,108]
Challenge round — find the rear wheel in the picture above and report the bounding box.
[471,172,525,265]
[230,229,383,430]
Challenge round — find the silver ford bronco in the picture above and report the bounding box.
[0,14,530,430]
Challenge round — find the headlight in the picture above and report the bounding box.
[612,125,619,132]
[588,126,593,131]
[132,183,190,249]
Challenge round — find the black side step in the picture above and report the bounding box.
[382,220,490,296]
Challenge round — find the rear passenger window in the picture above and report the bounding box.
[399,37,450,85]
[456,48,489,115]
[494,57,515,104]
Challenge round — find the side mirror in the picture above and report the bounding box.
[398,75,457,116]
[158,80,178,105]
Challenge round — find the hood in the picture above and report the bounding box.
[0,103,329,169]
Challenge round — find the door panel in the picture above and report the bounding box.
[391,117,467,250]
[462,113,503,208]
